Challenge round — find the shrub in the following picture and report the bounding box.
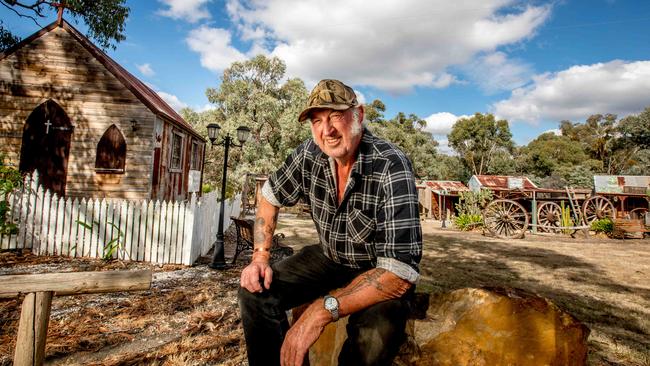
[455,190,493,216]
[591,218,614,234]
[454,213,483,231]
[0,154,22,235]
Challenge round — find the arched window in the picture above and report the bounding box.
[95,124,126,173]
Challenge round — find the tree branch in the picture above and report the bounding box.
[1,0,51,27]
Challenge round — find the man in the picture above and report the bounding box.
[239,79,422,366]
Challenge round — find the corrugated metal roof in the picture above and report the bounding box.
[0,20,205,141]
[419,180,469,194]
[473,175,538,190]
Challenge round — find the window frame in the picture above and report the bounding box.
[190,140,202,170]
[169,130,184,172]
[95,124,126,174]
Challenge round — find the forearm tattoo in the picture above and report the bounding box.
[254,211,279,245]
[254,217,266,244]
[337,268,388,298]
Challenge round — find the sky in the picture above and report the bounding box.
[3,0,650,154]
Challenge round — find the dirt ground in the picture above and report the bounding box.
[1,213,649,366]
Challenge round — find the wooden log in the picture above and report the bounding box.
[14,291,53,366]
[0,270,152,299]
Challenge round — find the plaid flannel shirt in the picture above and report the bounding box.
[262,129,422,283]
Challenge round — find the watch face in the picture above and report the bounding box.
[324,296,338,310]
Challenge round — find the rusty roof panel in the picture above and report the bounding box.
[420,180,469,193]
[473,175,538,190]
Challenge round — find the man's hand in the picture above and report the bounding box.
[280,299,331,366]
[240,259,273,293]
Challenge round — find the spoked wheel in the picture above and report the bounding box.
[629,207,648,220]
[483,199,529,239]
[537,201,562,232]
[582,196,615,224]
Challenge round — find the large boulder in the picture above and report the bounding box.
[397,287,590,366]
[307,287,589,366]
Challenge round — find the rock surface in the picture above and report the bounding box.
[308,287,590,366]
[398,287,590,366]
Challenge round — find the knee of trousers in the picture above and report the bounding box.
[238,286,285,319]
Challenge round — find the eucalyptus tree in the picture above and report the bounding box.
[447,113,514,176]
[200,55,310,195]
[0,0,129,51]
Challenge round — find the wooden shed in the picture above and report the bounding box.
[417,180,469,219]
[0,19,205,201]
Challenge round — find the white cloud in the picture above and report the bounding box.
[463,52,533,93]
[493,60,650,124]
[197,103,217,112]
[222,0,551,93]
[158,91,188,111]
[157,0,210,23]
[136,63,155,77]
[186,26,247,73]
[354,89,367,105]
[424,112,470,155]
[434,136,456,156]
[543,129,561,136]
[424,112,469,135]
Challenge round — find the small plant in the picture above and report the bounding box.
[560,201,574,235]
[202,183,214,193]
[454,213,483,231]
[591,218,614,235]
[76,220,130,261]
[0,154,22,235]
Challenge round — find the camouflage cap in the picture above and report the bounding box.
[298,79,359,122]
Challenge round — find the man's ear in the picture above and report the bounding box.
[357,105,365,121]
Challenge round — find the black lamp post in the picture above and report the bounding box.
[207,123,251,269]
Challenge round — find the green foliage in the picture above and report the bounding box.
[0,154,22,235]
[201,183,214,194]
[455,190,493,216]
[76,219,128,260]
[367,112,440,179]
[454,214,483,231]
[448,113,514,175]
[591,218,614,234]
[194,55,310,196]
[0,0,129,51]
[0,21,21,51]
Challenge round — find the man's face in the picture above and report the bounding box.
[309,107,363,163]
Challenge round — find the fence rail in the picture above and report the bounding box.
[0,173,241,265]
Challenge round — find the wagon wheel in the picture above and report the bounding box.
[582,196,615,224]
[629,207,648,220]
[483,199,529,239]
[537,201,562,232]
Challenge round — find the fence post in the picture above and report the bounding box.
[14,291,53,366]
[183,193,197,265]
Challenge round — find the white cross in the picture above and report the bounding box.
[44,119,52,134]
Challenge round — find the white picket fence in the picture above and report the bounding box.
[0,173,241,265]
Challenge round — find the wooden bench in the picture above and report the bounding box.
[230,217,294,264]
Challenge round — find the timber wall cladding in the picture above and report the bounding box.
[0,27,154,199]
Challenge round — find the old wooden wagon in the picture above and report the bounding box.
[471,175,650,239]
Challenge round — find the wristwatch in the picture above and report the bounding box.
[323,295,339,321]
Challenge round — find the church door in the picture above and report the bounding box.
[19,100,73,197]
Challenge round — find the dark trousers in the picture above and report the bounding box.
[238,244,411,366]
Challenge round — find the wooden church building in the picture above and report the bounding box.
[0,19,205,201]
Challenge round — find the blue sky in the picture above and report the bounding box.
[3,1,650,153]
